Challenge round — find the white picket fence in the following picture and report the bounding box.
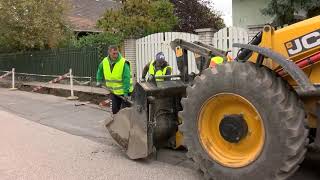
[212,27,249,57]
[135,32,199,81]
[134,27,250,81]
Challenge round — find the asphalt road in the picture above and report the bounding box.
[0,89,200,180]
[0,88,319,179]
[0,110,201,180]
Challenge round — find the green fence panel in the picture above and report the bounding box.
[0,46,108,81]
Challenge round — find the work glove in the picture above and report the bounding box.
[148,75,155,82]
[96,82,102,87]
[123,94,129,101]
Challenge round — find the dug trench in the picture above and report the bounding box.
[0,80,109,105]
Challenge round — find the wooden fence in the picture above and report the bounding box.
[135,32,199,81]
[212,27,249,57]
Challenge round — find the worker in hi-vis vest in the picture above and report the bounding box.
[142,52,172,81]
[96,45,133,114]
[209,56,224,68]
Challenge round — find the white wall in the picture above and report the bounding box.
[124,39,137,83]
[233,0,272,28]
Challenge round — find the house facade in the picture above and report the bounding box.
[232,0,274,40]
[232,0,272,28]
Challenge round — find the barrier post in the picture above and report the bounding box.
[32,72,69,92]
[9,68,17,90]
[67,68,78,100]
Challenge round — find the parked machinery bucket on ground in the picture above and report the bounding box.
[106,80,187,159]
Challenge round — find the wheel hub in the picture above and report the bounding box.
[198,93,265,168]
[219,114,248,143]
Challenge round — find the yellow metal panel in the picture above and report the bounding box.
[175,131,184,149]
[309,63,320,83]
[249,16,320,86]
[303,98,319,128]
[271,16,320,62]
[198,93,265,168]
[249,16,320,71]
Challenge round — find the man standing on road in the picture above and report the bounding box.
[141,52,172,81]
[96,45,133,114]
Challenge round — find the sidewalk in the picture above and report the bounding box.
[0,110,200,180]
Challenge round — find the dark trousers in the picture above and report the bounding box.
[111,93,130,114]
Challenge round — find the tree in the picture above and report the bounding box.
[170,0,225,33]
[72,32,122,48]
[97,0,177,39]
[261,0,320,26]
[0,0,68,52]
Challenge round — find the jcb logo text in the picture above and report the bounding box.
[285,29,320,57]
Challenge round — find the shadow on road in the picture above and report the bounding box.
[292,152,320,180]
[154,148,320,180]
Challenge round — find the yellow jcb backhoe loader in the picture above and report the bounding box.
[106,15,320,180]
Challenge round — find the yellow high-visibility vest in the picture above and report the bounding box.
[148,60,172,81]
[211,56,224,64]
[103,57,133,95]
[209,56,224,68]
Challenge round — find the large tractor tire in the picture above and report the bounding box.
[179,62,308,180]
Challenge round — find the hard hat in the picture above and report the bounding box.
[156,52,165,61]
